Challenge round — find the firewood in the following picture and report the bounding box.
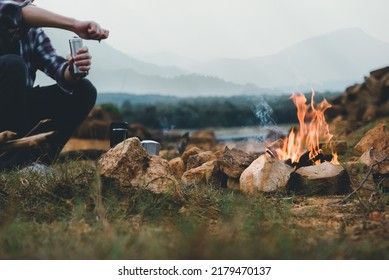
[287,162,350,195]
[0,131,55,152]
[286,150,334,169]
[0,131,17,144]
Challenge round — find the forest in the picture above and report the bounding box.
[97,91,340,129]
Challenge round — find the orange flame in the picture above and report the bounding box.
[276,90,339,165]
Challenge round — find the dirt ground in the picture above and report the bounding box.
[289,195,389,240]
[62,138,109,152]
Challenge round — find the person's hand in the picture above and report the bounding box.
[68,46,92,72]
[66,46,92,81]
[73,20,109,41]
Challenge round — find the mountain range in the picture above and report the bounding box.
[188,28,389,92]
[34,27,389,96]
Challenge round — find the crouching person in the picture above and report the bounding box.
[0,0,109,169]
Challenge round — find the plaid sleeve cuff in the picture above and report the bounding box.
[55,62,74,94]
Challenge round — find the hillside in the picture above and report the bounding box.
[34,28,389,95]
[184,28,389,91]
[35,29,270,96]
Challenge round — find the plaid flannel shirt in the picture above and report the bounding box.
[0,0,71,92]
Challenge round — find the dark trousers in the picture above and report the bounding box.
[0,54,96,167]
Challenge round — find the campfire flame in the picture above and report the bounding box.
[276,90,339,165]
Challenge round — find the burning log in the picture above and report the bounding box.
[285,149,334,169]
[275,91,339,167]
[271,137,340,169]
[287,162,350,195]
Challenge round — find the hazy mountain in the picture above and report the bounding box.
[87,68,264,96]
[34,27,389,96]
[41,29,189,78]
[34,29,269,96]
[187,28,389,92]
[137,51,199,71]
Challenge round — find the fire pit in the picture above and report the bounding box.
[263,91,351,195]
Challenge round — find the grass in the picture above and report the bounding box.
[1,117,389,260]
[0,158,388,260]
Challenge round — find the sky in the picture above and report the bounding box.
[37,0,389,61]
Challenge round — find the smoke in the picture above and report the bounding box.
[250,96,283,142]
[252,96,277,127]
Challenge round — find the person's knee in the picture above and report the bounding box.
[0,54,27,84]
[74,79,97,109]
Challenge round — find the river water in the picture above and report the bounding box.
[214,125,291,152]
[170,125,292,153]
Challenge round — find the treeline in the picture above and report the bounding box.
[98,92,340,129]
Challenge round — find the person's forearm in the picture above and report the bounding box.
[21,4,77,32]
[64,65,80,84]
[21,4,109,41]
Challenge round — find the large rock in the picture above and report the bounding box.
[217,147,256,179]
[186,151,217,170]
[354,123,389,154]
[181,160,217,186]
[240,155,294,193]
[181,146,203,165]
[99,137,177,193]
[169,157,185,180]
[288,162,350,195]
